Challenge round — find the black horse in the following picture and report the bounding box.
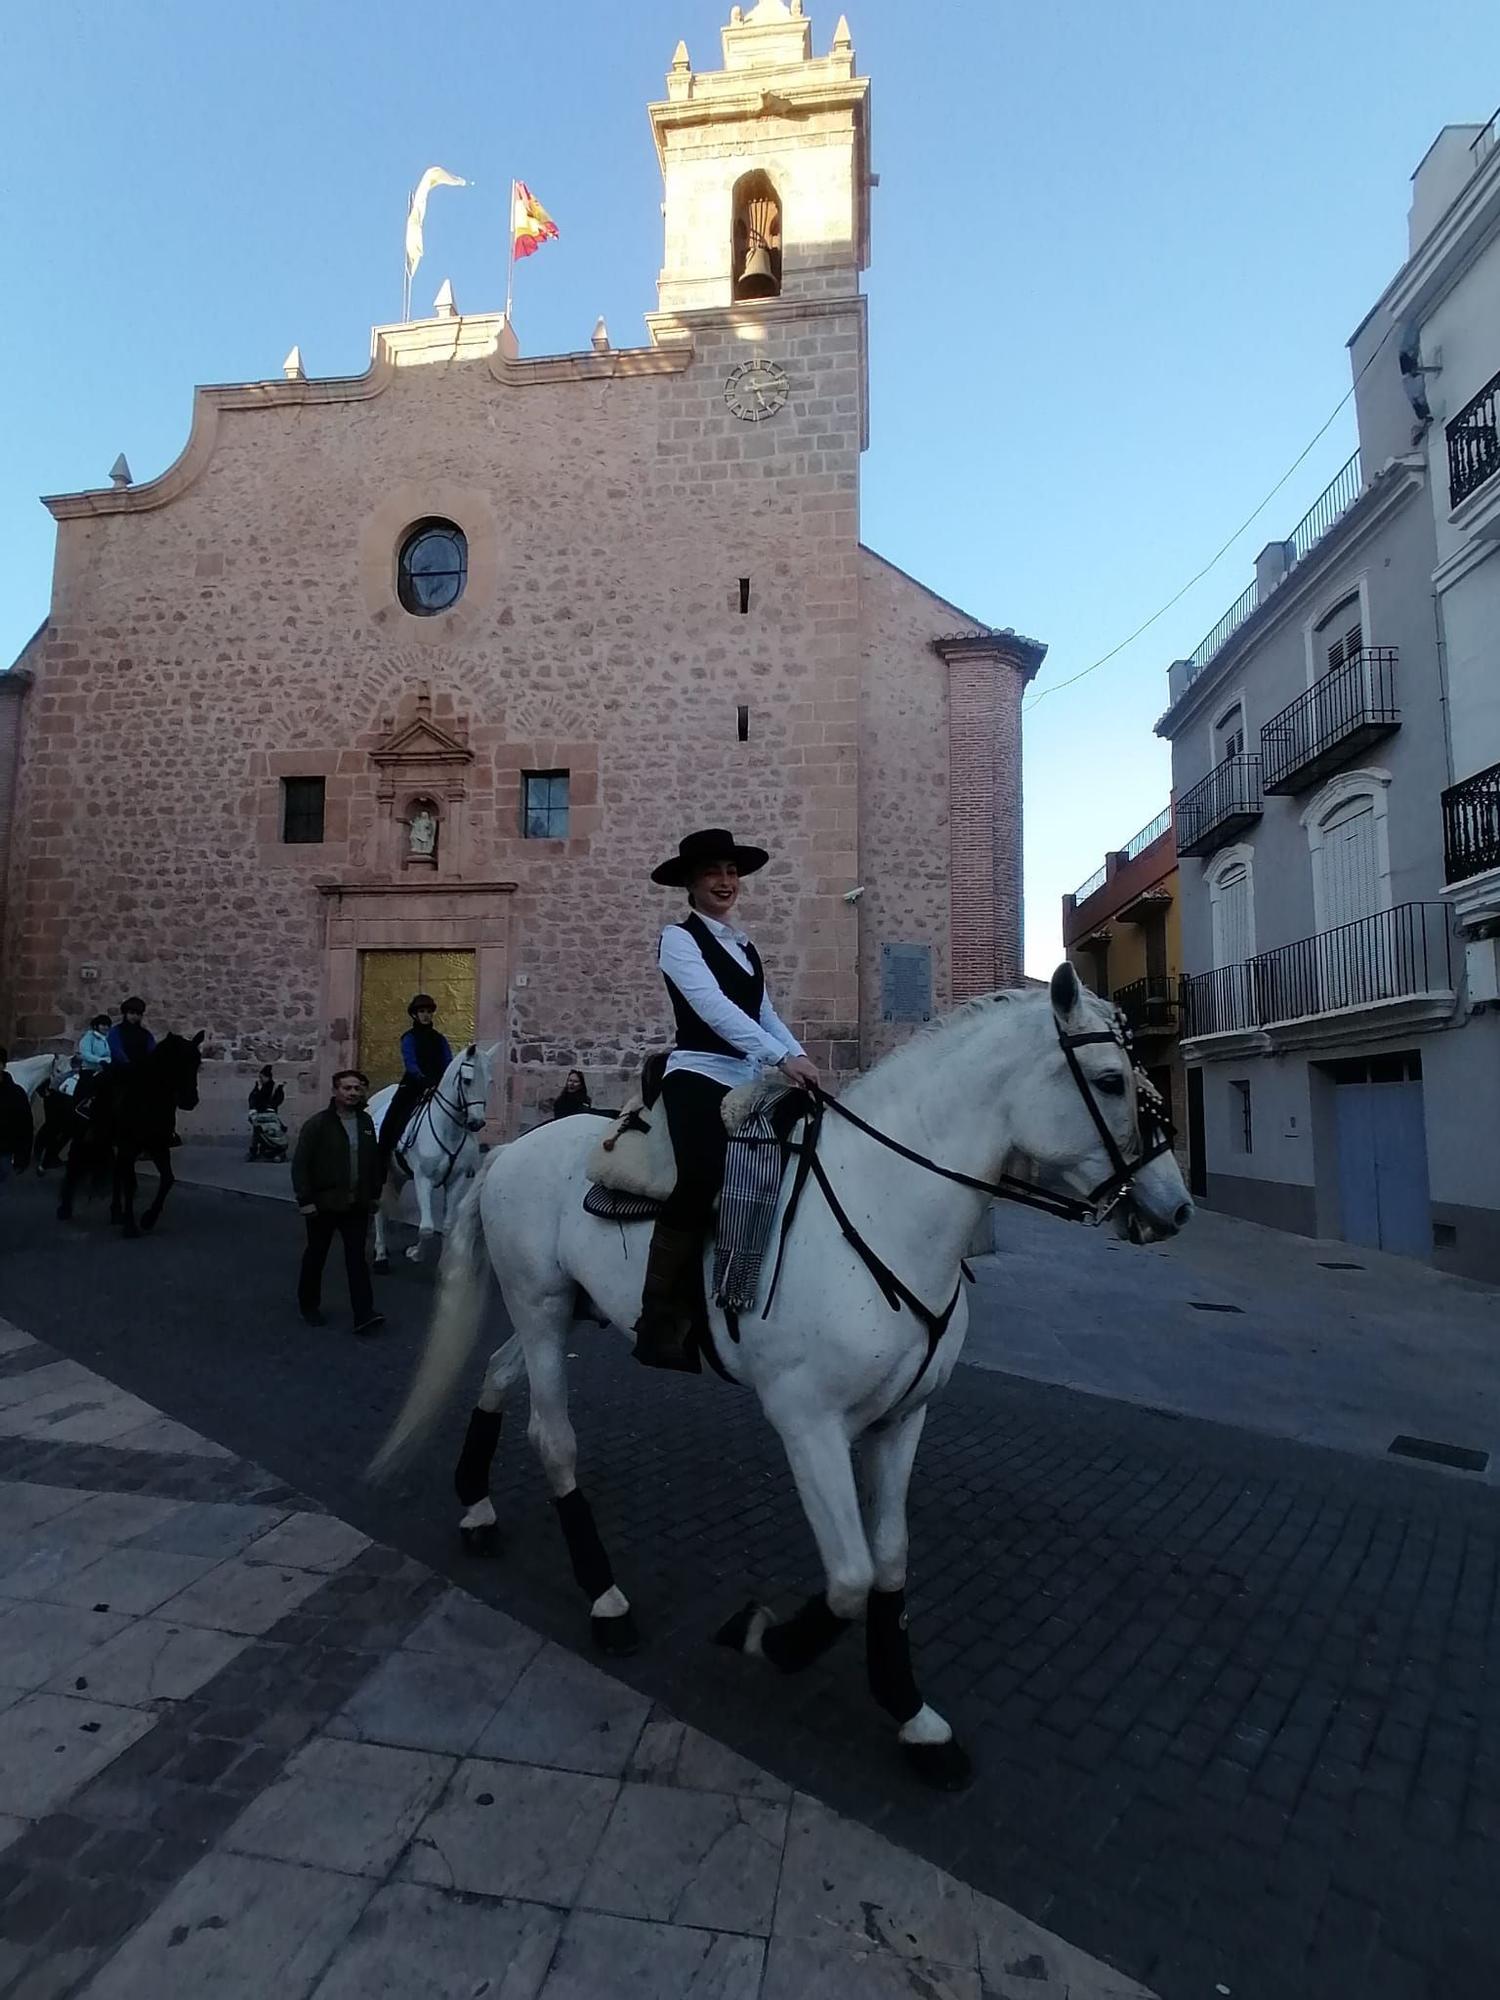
[57,1032,204,1236]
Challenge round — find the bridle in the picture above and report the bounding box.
[407,1057,486,1188]
[742,1006,1178,1405]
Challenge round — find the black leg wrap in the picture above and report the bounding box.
[554,1487,615,1602]
[760,1593,851,1675]
[866,1587,922,1725]
[453,1407,503,1507]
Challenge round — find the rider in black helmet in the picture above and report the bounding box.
[376,994,453,1174]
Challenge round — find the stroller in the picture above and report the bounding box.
[246,1110,289,1163]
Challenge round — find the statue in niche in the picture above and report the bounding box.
[403,803,439,861]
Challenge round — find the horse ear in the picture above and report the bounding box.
[1049,962,1083,1025]
[465,1043,476,1058]
[191,1030,205,1046]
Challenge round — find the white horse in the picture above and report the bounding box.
[373,967,1192,1784]
[5,1054,68,1101]
[368,1043,499,1270]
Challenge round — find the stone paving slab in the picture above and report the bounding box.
[0,1325,1147,2000]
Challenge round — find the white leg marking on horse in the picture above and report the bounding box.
[591,1586,630,1619]
[743,1606,771,1658]
[897,1703,953,1747]
[459,1499,497,1531]
[524,1303,581,1498]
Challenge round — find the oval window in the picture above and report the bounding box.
[397,519,467,616]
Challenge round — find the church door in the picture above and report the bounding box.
[357,950,477,1089]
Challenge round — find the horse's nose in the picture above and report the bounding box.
[1172,1199,1194,1230]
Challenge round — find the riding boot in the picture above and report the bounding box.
[632,1222,704,1373]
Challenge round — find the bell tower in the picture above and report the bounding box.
[650,2,871,314]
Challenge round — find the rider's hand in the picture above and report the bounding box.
[298,1203,317,1216]
[780,1054,820,1091]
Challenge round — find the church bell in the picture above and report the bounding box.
[738,241,778,297]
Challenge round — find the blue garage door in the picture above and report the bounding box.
[1334,1079,1431,1259]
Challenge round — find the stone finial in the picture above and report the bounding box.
[669,38,690,71]
[832,13,852,49]
[591,316,611,352]
[282,345,305,381]
[433,278,458,319]
[109,454,132,489]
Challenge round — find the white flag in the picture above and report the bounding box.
[405,166,467,279]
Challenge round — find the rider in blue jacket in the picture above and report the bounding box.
[377,994,452,1172]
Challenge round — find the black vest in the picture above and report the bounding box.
[664,913,765,1058]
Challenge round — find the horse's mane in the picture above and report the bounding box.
[847,983,1038,1099]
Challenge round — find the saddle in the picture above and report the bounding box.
[584,1067,797,1209]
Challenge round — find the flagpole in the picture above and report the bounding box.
[402,188,414,322]
[504,178,517,327]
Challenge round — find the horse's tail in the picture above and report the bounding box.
[367,1145,501,1479]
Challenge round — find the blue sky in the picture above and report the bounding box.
[3,1,1497,972]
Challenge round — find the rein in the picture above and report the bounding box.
[757,1013,1177,1408]
[402,1066,481,1189]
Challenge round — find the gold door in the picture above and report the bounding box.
[356,950,477,1090]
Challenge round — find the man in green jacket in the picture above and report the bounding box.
[291,1070,385,1334]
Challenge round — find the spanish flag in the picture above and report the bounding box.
[511,181,559,259]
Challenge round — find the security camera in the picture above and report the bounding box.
[843,886,865,904]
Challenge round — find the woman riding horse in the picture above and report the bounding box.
[635,827,819,1371]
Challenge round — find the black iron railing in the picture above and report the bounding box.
[1175,754,1262,858]
[1114,974,1183,1037]
[1184,904,1451,1035]
[1443,759,1500,884]
[1261,648,1399,793]
[1448,365,1500,508]
[1183,963,1260,1037]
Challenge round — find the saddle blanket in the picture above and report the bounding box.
[584,1078,800,1313]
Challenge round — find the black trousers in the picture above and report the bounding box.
[378,1079,427,1164]
[659,1070,730,1232]
[299,1208,374,1321]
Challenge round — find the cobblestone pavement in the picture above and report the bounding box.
[3,1175,1499,1999]
[0,1326,1144,2000]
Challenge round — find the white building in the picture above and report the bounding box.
[1155,109,1500,1279]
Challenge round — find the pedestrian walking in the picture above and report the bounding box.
[247,1066,288,1161]
[291,1070,385,1334]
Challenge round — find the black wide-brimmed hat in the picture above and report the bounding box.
[651,827,769,888]
[407,994,438,1016]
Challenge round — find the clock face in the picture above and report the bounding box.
[724,359,790,423]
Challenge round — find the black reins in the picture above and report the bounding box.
[750,1013,1178,1408]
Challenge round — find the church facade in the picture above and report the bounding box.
[0,1,1042,1140]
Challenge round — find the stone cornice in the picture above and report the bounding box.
[648,71,870,173]
[488,343,695,386]
[316,880,517,899]
[1379,145,1500,327]
[931,629,1048,683]
[646,291,865,341]
[43,357,397,520]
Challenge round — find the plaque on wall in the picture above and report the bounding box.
[881,943,933,1024]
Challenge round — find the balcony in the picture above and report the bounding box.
[1175,754,1263,859]
[1114,975,1183,1040]
[1261,648,1399,795]
[1448,365,1500,510]
[1442,759,1500,885]
[1183,904,1453,1052]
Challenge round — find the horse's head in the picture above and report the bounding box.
[1006,966,1193,1239]
[157,1030,205,1112]
[452,1042,500,1133]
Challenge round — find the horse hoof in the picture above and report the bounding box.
[373,1257,390,1274]
[592,1609,640,1658]
[901,1738,973,1792]
[141,1215,159,1234]
[405,1247,423,1264]
[460,1523,500,1557]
